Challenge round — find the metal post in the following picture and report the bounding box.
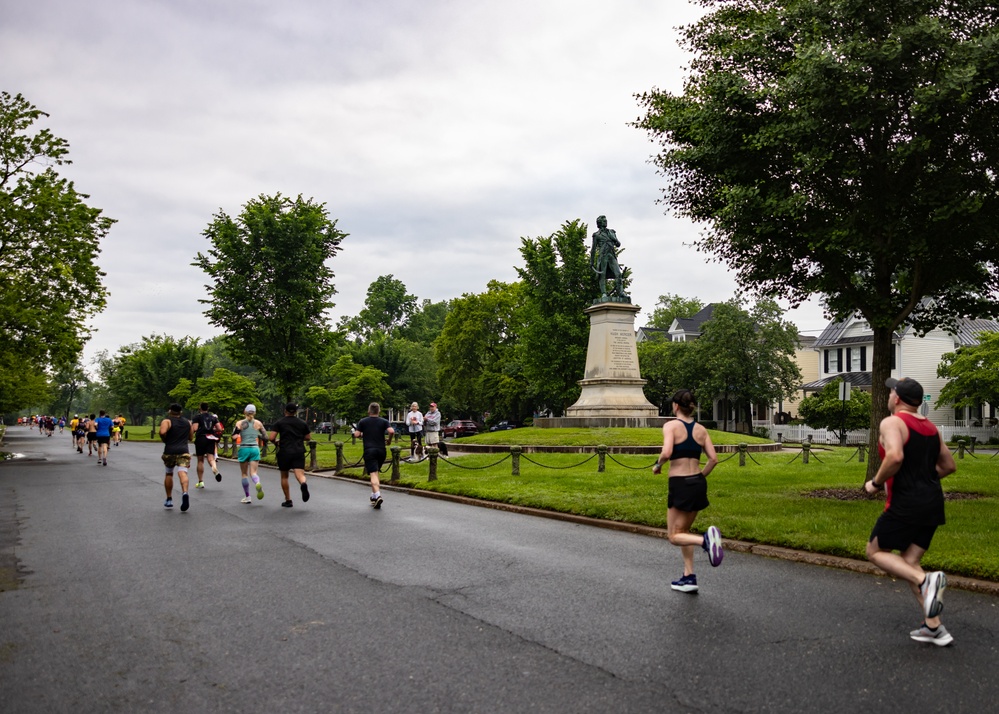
[308,441,318,471]
[597,445,607,473]
[511,445,521,476]
[428,447,438,481]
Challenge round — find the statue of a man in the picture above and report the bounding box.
[591,215,625,299]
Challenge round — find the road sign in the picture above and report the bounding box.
[839,381,851,401]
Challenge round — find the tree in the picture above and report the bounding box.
[515,220,599,416]
[636,0,999,474]
[339,275,416,339]
[0,92,113,411]
[434,281,529,421]
[48,360,89,418]
[194,194,346,401]
[183,368,260,425]
[937,332,999,414]
[396,298,450,347]
[349,333,438,409]
[0,352,49,415]
[646,294,704,330]
[695,298,801,431]
[307,355,391,423]
[637,338,700,415]
[798,380,873,443]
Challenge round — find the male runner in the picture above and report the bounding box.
[865,377,957,646]
[159,403,192,512]
[94,410,113,466]
[86,413,98,456]
[353,402,394,509]
[268,403,312,508]
[191,403,222,489]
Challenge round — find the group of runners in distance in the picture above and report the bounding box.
[657,377,957,647]
[26,376,952,648]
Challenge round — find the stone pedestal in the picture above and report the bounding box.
[565,302,659,420]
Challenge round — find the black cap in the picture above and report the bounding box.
[885,377,923,407]
[285,403,299,413]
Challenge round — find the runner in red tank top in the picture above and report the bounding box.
[865,377,956,646]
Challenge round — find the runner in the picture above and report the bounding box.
[865,377,957,646]
[70,415,84,452]
[159,403,192,512]
[267,403,312,508]
[85,413,98,456]
[652,389,723,593]
[191,403,223,489]
[112,414,124,446]
[94,410,113,466]
[234,404,265,504]
[353,402,394,509]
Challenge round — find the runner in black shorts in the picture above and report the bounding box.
[268,403,312,508]
[353,402,394,509]
[652,389,723,593]
[85,414,98,456]
[865,377,957,646]
[191,403,222,489]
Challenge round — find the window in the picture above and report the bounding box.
[824,348,843,373]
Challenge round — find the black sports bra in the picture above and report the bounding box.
[670,420,703,461]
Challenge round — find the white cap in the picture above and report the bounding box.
[245,404,257,413]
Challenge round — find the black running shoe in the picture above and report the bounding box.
[373,496,383,510]
[281,500,293,508]
[180,493,189,512]
[301,483,310,502]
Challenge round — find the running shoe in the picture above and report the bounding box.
[213,467,221,482]
[301,483,310,502]
[195,481,204,489]
[164,498,173,509]
[281,500,293,508]
[920,572,947,619]
[240,496,252,504]
[671,574,698,592]
[256,482,264,500]
[910,623,953,646]
[703,525,724,567]
[180,493,190,512]
[371,495,383,509]
[102,459,108,466]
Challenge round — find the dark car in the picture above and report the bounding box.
[316,422,333,434]
[442,420,478,438]
[489,421,518,432]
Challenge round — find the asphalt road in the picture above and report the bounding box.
[2,427,998,713]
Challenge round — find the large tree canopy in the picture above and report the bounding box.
[0,92,112,411]
[194,194,346,401]
[636,0,999,474]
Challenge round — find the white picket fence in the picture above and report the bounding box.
[752,421,998,445]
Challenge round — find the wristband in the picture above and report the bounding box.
[870,479,883,490]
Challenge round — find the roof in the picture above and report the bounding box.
[801,372,874,391]
[815,312,999,348]
[954,318,999,346]
[671,304,716,335]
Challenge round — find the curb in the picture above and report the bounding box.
[302,466,999,597]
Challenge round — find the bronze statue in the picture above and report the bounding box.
[591,215,628,301]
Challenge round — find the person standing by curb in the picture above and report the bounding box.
[424,402,442,454]
[235,404,265,504]
[406,401,424,461]
[159,403,192,512]
[353,402,394,509]
[865,377,957,646]
[268,403,311,508]
[652,389,723,593]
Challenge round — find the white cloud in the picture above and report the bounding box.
[2,0,831,376]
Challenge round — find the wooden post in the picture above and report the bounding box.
[858,444,866,463]
[738,443,747,467]
[334,441,345,471]
[428,447,438,481]
[802,442,810,464]
[308,441,318,471]
[511,445,521,476]
[597,445,607,473]
[390,446,401,482]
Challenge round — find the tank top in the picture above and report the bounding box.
[162,416,191,455]
[239,418,262,447]
[877,411,945,525]
[670,420,703,460]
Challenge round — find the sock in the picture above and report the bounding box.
[251,475,260,485]
[242,477,250,496]
[374,491,380,499]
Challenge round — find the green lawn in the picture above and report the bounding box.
[126,427,998,581]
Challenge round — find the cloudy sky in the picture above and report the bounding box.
[4,0,828,369]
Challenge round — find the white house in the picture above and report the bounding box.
[805,314,999,426]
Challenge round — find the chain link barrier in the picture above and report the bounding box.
[522,452,598,470]
[605,453,659,470]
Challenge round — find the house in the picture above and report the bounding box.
[778,335,818,421]
[804,315,999,426]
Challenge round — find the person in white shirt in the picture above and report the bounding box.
[407,402,424,460]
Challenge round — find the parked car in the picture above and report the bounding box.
[316,422,333,434]
[489,421,518,432]
[442,420,479,438]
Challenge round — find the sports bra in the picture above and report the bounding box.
[670,420,703,461]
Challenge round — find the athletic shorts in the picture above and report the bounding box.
[87,433,97,442]
[161,453,191,470]
[194,435,217,456]
[237,446,261,463]
[426,431,440,445]
[74,430,86,439]
[363,448,387,474]
[277,452,306,472]
[96,436,111,445]
[667,474,710,512]
[869,511,938,552]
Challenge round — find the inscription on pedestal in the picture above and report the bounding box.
[609,328,634,370]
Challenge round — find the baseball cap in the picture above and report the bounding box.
[244,404,257,413]
[430,402,437,407]
[885,377,923,407]
[285,402,299,412]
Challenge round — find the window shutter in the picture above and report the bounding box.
[890,344,897,370]
[861,346,867,372]
[824,350,829,373]
[837,348,843,373]
[846,348,852,372]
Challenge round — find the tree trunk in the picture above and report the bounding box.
[867,326,894,481]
